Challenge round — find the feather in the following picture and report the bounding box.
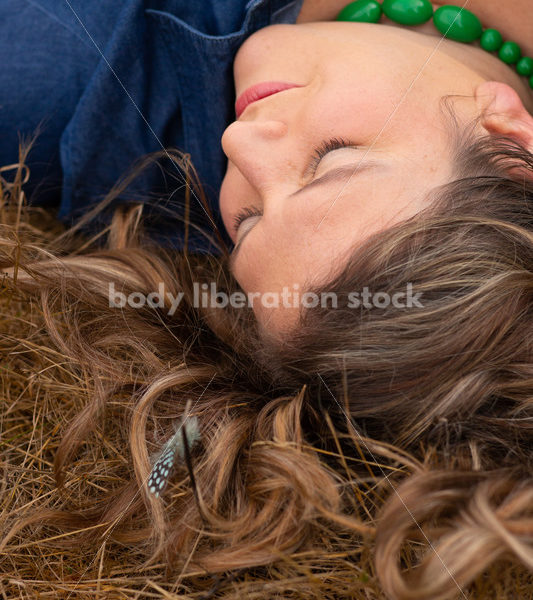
[147,413,201,498]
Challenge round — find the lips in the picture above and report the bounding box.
[235,81,303,119]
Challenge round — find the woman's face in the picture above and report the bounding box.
[219,21,506,335]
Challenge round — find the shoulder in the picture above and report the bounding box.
[295,0,353,23]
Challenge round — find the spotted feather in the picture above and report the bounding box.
[147,414,201,498]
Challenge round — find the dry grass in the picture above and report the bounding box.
[0,285,381,599]
[1,151,533,599]
[0,290,380,599]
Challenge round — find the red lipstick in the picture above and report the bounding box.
[235,81,303,119]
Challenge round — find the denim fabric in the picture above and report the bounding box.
[0,0,303,253]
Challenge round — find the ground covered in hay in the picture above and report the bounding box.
[0,279,381,598]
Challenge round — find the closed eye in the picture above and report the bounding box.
[308,136,358,177]
[233,205,262,233]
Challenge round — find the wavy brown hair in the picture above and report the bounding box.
[1,112,533,599]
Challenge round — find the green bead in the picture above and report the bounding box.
[516,56,533,77]
[336,0,382,23]
[382,0,433,26]
[433,6,483,43]
[530,75,533,90]
[499,41,521,64]
[480,29,503,52]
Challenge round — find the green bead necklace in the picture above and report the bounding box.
[336,0,533,89]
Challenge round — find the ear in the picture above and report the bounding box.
[474,81,533,153]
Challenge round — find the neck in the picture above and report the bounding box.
[379,21,533,113]
[296,0,533,113]
[297,1,533,57]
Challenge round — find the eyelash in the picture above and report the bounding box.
[233,205,262,232]
[232,136,355,232]
[308,136,355,175]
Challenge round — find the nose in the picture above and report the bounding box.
[220,116,300,245]
[220,118,290,196]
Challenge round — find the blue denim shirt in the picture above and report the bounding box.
[0,0,304,253]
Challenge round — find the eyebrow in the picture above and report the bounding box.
[288,160,387,198]
[229,160,388,270]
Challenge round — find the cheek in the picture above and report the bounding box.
[219,166,246,243]
[310,66,403,142]
[218,177,232,237]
